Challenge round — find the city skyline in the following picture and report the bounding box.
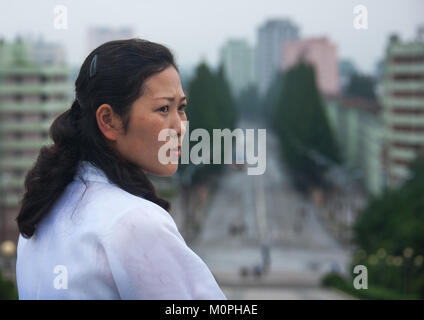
[0,0,422,74]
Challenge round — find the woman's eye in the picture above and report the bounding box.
[179,104,187,111]
[159,106,169,112]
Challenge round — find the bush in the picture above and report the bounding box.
[321,272,419,300]
[0,269,18,300]
[352,157,424,298]
[322,272,348,288]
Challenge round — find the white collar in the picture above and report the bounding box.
[74,160,111,184]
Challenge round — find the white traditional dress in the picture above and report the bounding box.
[16,160,226,300]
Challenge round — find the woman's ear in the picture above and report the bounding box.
[96,104,123,141]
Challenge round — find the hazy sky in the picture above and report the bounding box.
[0,0,423,73]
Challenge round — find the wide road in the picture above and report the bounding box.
[189,119,353,299]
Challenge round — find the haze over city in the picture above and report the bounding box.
[0,0,423,73]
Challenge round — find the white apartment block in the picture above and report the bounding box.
[381,32,424,186]
[220,39,255,100]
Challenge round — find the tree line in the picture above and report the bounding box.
[268,62,341,192]
[178,62,238,186]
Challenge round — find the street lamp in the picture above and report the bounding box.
[1,240,16,279]
[1,241,16,257]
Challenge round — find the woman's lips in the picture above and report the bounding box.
[171,146,181,158]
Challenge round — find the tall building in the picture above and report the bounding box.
[283,37,340,96]
[381,31,424,186]
[325,97,385,195]
[219,39,255,100]
[255,18,299,97]
[0,37,72,242]
[87,27,134,54]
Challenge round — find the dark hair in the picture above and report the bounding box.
[16,38,177,238]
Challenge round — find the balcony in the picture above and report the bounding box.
[0,83,72,95]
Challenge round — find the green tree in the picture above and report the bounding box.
[237,84,261,121]
[179,62,238,185]
[216,63,238,130]
[353,156,424,297]
[263,71,284,127]
[0,269,18,300]
[273,62,340,191]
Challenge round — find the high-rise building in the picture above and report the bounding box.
[325,96,385,195]
[255,19,299,97]
[87,27,134,54]
[381,30,424,186]
[219,39,255,100]
[0,37,72,242]
[283,37,340,96]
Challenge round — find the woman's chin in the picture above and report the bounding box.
[148,164,178,177]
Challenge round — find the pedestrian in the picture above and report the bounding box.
[15,39,226,300]
[261,244,271,273]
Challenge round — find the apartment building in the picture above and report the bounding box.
[255,18,299,97]
[283,37,340,96]
[219,39,255,100]
[325,96,386,195]
[0,37,72,242]
[381,32,424,186]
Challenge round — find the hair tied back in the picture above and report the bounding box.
[89,54,98,78]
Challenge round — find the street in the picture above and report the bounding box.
[189,119,353,299]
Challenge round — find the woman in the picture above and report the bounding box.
[15,39,226,300]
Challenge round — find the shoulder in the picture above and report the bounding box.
[105,183,174,227]
[98,187,186,253]
[72,180,176,236]
[103,200,182,244]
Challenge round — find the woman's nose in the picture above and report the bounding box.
[170,112,186,138]
[179,119,187,138]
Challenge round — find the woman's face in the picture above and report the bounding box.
[111,66,187,176]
